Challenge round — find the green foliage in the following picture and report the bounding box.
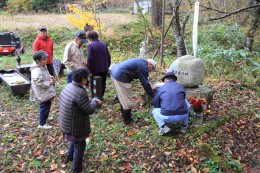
[198,157,222,173]
[196,22,260,86]
[222,153,242,171]
[30,0,59,13]
[0,0,7,8]
[6,0,59,14]
[7,0,34,13]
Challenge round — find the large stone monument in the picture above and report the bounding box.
[167,55,215,126]
[167,54,204,87]
[167,54,214,103]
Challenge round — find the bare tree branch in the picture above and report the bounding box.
[200,4,226,14]
[181,9,192,36]
[209,4,260,21]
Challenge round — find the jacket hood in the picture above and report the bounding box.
[30,62,46,71]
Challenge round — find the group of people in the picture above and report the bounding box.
[29,25,190,172]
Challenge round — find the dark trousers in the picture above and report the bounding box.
[39,101,51,126]
[92,71,108,99]
[67,74,72,84]
[66,140,86,172]
[47,64,55,77]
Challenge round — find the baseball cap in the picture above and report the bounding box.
[33,50,48,61]
[76,31,87,43]
[39,26,47,31]
[161,72,177,82]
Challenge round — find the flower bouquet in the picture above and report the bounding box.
[188,96,207,114]
[188,96,208,126]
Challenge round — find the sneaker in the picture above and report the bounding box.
[47,117,54,121]
[158,125,171,135]
[180,125,188,133]
[38,124,52,129]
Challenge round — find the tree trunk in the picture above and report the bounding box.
[172,0,187,58]
[152,0,162,28]
[244,0,260,51]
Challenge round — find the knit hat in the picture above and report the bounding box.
[147,59,156,68]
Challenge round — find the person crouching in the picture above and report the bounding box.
[152,72,190,135]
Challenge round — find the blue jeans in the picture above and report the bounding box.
[67,140,86,172]
[67,73,72,84]
[39,101,51,126]
[152,100,190,128]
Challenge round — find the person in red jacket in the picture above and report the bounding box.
[33,26,55,76]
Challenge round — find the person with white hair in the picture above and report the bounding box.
[110,58,156,124]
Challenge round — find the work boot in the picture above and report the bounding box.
[122,109,138,125]
[111,96,119,105]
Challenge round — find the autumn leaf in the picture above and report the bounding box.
[191,166,197,173]
[188,149,194,153]
[112,155,119,159]
[100,153,108,163]
[33,150,41,157]
[50,164,58,171]
[121,164,131,171]
[59,150,66,155]
[164,151,171,156]
[137,144,145,148]
[127,131,134,136]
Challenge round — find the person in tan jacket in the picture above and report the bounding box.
[63,31,88,83]
[30,50,56,129]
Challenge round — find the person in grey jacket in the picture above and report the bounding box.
[110,58,156,124]
[30,50,56,129]
[59,66,101,172]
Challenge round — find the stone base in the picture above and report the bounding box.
[186,86,215,103]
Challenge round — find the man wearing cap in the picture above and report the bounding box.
[63,31,88,83]
[110,58,156,124]
[33,26,55,76]
[152,72,190,135]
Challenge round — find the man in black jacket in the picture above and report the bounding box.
[59,66,101,172]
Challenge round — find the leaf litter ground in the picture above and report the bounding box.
[0,75,259,172]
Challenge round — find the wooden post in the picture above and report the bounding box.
[160,0,166,66]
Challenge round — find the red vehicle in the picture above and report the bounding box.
[0,32,24,56]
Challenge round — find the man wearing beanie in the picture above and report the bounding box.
[110,58,156,124]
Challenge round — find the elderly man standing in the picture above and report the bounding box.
[110,58,156,124]
[63,31,88,84]
[152,72,190,135]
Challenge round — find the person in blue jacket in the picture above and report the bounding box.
[152,72,190,135]
[110,58,156,124]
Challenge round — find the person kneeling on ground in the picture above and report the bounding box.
[30,50,56,129]
[152,72,190,135]
[59,66,102,172]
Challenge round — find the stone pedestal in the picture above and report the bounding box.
[193,113,204,126]
[186,86,215,103]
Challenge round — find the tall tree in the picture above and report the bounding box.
[244,0,260,51]
[152,0,162,28]
[171,0,188,57]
